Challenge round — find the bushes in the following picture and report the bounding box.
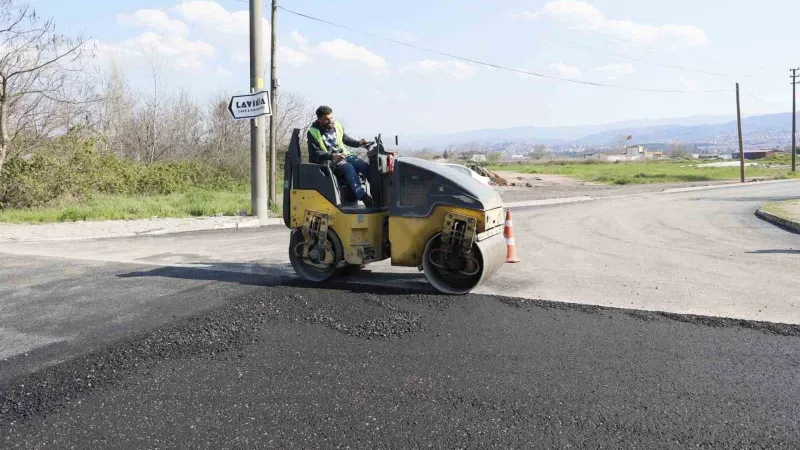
[0,136,245,209]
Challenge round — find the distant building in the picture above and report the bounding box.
[624,145,644,158]
[644,151,664,159]
[731,150,776,160]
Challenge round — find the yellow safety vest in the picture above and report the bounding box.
[308,122,350,155]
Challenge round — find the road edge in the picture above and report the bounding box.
[755,204,800,235]
[0,217,284,243]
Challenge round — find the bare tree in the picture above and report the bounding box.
[97,59,134,153]
[201,93,249,177]
[0,0,95,175]
[272,91,314,147]
[614,135,629,153]
[267,91,315,164]
[667,142,690,158]
[486,151,503,163]
[528,144,549,159]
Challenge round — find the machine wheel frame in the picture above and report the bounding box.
[289,227,344,282]
[421,232,484,295]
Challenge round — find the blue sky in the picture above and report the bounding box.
[23,0,800,138]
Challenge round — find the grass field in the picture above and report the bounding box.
[760,198,800,221]
[489,156,799,185]
[0,187,282,224]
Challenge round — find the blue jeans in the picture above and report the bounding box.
[334,154,370,199]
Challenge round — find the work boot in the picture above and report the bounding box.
[361,193,374,207]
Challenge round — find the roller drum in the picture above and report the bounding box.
[421,231,506,295]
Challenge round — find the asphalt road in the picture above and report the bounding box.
[489,180,800,323]
[3,180,799,325]
[2,284,800,449]
[2,180,800,448]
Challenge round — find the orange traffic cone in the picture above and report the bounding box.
[504,209,521,263]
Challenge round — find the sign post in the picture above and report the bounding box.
[228,91,272,120]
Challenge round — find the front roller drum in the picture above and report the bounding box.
[288,228,343,282]
[421,231,506,295]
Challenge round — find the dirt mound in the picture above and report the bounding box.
[467,164,509,186]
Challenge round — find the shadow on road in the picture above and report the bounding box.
[747,249,800,254]
[116,262,437,295]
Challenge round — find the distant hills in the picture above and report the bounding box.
[405,113,797,151]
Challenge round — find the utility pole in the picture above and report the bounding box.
[269,0,278,205]
[791,68,798,172]
[736,82,745,183]
[249,0,268,223]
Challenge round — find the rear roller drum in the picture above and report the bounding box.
[421,231,505,295]
[288,228,343,282]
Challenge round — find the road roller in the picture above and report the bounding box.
[282,128,506,294]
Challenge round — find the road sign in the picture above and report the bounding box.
[228,90,271,120]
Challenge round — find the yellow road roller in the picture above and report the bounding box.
[282,128,507,294]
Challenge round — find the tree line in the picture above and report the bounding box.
[0,0,315,183]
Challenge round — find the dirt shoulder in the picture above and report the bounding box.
[756,199,800,234]
[494,171,741,203]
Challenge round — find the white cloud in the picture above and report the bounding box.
[401,59,476,80]
[289,31,308,47]
[118,9,189,36]
[171,0,269,57]
[97,32,216,72]
[594,63,634,78]
[549,62,581,78]
[279,46,310,67]
[105,3,388,77]
[105,2,268,72]
[520,0,709,47]
[172,0,254,36]
[316,39,389,75]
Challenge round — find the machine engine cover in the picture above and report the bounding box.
[390,157,503,218]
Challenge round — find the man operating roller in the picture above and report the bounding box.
[307,105,374,207]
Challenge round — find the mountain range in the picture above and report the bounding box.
[405,113,798,150]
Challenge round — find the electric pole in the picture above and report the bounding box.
[791,68,798,173]
[269,0,278,205]
[249,0,268,223]
[736,82,745,183]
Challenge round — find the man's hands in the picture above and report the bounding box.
[332,153,344,164]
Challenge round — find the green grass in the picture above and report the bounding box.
[488,158,799,185]
[760,199,800,221]
[0,187,278,224]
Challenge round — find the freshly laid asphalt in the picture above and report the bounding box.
[2,282,800,449]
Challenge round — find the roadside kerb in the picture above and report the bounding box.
[0,216,283,243]
[660,178,798,194]
[755,207,800,235]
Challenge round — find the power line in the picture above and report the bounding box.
[277,5,730,94]
[540,31,757,79]
[744,92,776,106]
[546,18,774,74]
